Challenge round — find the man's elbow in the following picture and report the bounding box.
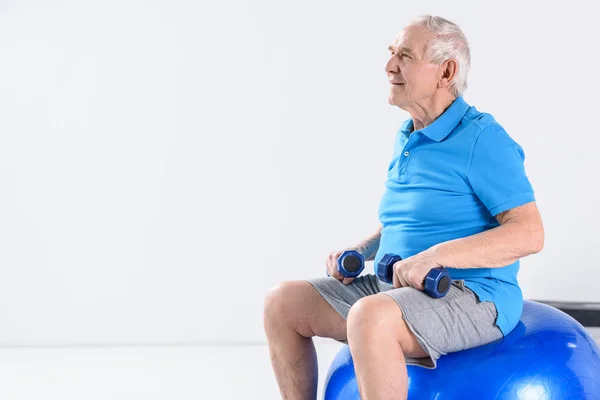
[529,227,545,254]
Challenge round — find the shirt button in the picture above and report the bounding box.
[404,151,410,156]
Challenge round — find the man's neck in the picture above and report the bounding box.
[408,94,456,131]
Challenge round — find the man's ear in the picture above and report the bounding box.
[438,59,458,89]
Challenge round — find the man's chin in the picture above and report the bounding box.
[388,95,404,106]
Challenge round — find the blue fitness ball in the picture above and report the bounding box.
[324,300,600,399]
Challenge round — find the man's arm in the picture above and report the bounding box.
[355,224,383,261]
[429,202,544,269]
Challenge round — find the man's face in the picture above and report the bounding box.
[386,25,441,108]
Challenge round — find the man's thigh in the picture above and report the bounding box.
[303,274,384,341]
[380,281,503,368]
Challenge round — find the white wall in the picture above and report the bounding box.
[0,0,597,345]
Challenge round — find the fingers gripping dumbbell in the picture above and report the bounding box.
[376,253,451,298]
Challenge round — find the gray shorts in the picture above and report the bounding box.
[307,274,503,369]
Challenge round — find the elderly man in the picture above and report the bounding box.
[264,14,544,400]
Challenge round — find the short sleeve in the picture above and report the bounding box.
[466,125,535,217]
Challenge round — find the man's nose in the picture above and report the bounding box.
[385,56,400,74]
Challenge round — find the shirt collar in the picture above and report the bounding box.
[400,96,471,142]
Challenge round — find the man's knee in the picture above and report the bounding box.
[347,294,426,357]
[263,281,316,337]
[347,295,396,337]
[264,281,295,322]
[264,280,348,340]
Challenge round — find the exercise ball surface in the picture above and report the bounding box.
[324,300,600,399]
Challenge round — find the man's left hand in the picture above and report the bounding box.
[392,250,443,290]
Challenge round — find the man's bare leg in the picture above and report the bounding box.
[347,294,428,400]
[263,281,347,400]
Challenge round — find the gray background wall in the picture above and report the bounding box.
[0,0,597,345]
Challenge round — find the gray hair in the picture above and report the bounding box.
[408,15,471,97]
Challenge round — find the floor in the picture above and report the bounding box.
[0,330,598,400]
[0,338,342,400]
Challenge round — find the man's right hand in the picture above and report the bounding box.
[326,249,358,285]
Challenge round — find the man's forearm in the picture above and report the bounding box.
[428,221,544,269]
[355,225,383,261]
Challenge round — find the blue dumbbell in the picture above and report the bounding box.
[377,253,451,298]
[329,250,365,278]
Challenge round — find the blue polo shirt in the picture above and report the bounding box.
[373,96,535,336]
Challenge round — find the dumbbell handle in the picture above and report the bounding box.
[377,253,451,298]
